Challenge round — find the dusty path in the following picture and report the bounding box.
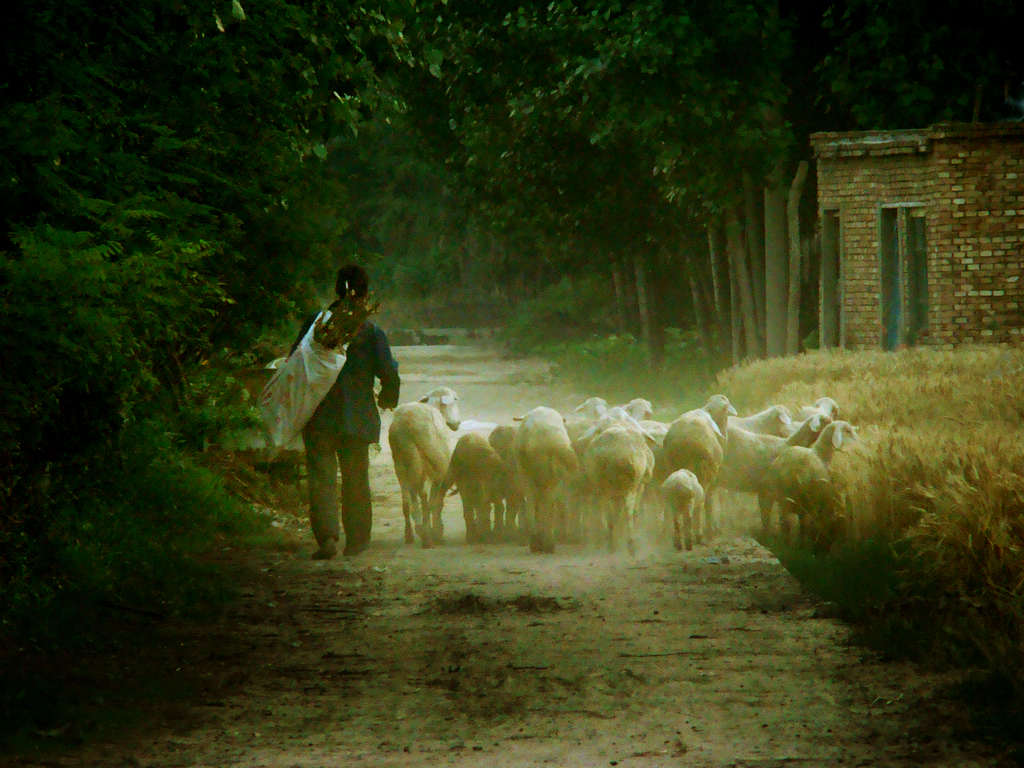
[15,343,1013,767]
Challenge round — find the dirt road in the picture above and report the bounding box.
[16,343,1013,767]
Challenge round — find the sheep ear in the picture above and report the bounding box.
[810,413,823,431]
[831,426,844,449]
[513,415,524,422]
[727,404,738,416]
[418,395,430,403]
[778,408,792,425]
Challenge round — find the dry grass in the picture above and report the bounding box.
[718,344,1024,694]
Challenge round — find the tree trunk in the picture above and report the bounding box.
[633,251,655,369]
[764,173,788,357]
[706,222,730,366]
[685,250,716,371]
[786,160,809,355]
[707,224,725,326]
[743,171,766,332]
[611,261,629,334]
[726,209,760,360]
[728,233,742,365]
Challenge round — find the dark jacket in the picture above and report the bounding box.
[292,311,400,444]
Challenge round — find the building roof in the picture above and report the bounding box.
[810,122,1024,159]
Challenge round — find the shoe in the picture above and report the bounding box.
[312,538,338,560]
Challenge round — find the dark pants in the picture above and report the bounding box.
[302,428,372,551]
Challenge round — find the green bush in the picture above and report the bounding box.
[499,274,619,353]
[530,329,711,414]
[1,418,270,648]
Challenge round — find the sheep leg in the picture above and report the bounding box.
[477,499,490,542]
[401,487,416,544]
[429,481,445,544]
[757,491,773,535]
[779,500,796,544]
[606,498,622,553]
[702,488,717,542]
[693,495,705,545]
[508,494,524,541]
[554,495,570,544]
[626,494,639,557]
[415,489,434,549]
[533,489,556,554]
[683,499,694,551]
[462,495,476,544]
[487,500,500,542]
[527,492,544,553]
[672,499,693,552]
[491,500,505,539]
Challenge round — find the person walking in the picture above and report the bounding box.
[292,264,400,558]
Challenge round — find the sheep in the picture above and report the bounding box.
[387,386,462,547]
[619,397,654,421]
[638,419,669,448]
[580,419,656,554]
[764,420,858,548]
[434,432,509,543]
[730,404,795,438]
[661,469,705,551]
[571,397,609,420]
[572,406,647,457]
[716,414,828,532]
[658,394,737,542]
[794,396,840,424]
[488,424,519,461]
[488,424,522,537]
[512,407,579,553]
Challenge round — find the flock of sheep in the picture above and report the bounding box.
[387,387,857,555]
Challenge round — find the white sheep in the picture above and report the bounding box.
[638,419,669,448]
[717,414,828,532]
[512,406,579,553]
[572,406,652,456]
[658,394,737,542]
[581,419,656,554]
[434,432,509,544]
[661,469,705,551]
[570,396,609,420]
[387,386,462,547]
[731,404,794,437]
[619,397,654,421]
[764,420,858,548]
[794,397,840,424]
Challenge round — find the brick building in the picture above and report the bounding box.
[809,122,1024,350]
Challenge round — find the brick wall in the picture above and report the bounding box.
[811,123,1024,349]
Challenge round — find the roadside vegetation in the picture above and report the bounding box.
[721,346,1024,686]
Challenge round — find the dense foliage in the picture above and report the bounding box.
[0,0,410,641]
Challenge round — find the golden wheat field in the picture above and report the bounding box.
[718,344,1024,691]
